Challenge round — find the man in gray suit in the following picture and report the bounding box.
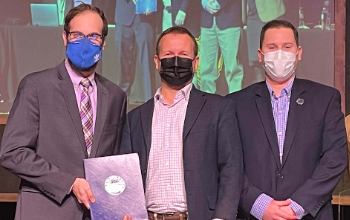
[0,4,126,220]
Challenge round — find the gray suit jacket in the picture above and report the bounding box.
[0,61,127,220]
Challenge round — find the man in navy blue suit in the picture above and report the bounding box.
[228,20,347,220]
[120,26,243,220]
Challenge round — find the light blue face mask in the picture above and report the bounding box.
[66,37,102,70]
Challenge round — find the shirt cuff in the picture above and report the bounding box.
[288,199,307,219]
[251,194,274,220]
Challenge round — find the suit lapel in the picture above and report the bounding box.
[141,99,154,157]
[183,87,206,140]
[281,79,305,167]
[89,75,109,158]
[57,61,88,158]
[255,82,281,169]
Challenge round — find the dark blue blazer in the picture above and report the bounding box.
[227,79,347,220]
[120,86,243,220]
[201,0,243,29]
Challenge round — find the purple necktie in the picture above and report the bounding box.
[80,78,93,157]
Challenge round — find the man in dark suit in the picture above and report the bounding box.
[115,0,158,103]
[120,27,242,220]
[228,20,347,220]
[199,0,243,94]
[0,4,126,220]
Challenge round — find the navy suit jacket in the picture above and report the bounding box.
[120,86,243,220]
[201,0,242,29]
[227,79,347,220]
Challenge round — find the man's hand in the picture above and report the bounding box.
[205,0,219,14]
[123,216,132,220]
[144,9,154,15]
[280,206,297,220]
[72,178,95,209]
[175,11,186,26]
[262,200,297,220]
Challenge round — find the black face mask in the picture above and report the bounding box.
[159,56,194,87]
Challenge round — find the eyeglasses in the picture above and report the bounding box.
[66,31,104,45]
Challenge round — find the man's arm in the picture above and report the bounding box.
[114,93,127,155]
[290,90,348,217]
[0,76,76,204]
[213,98,243,219]
[119,112,133,155]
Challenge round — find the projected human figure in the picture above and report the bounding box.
[161,0,188,31]
[245,0,286,85]
[115,0,157,103]
[198,0,243,94]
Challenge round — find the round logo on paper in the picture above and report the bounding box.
[104,175,126,196]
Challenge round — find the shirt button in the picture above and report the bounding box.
[279,111,282,114]
[278,132,282,135]
[165,142,169,146]
[165,162,169,166]
[166,124,170,127]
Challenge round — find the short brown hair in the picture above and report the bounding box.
[156,27,198,57]
[260,20,298,48]
[64,3,108,38]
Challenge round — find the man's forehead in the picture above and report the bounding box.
[263,28,296,44]
[159,34,193,49]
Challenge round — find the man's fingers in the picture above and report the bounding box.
[83,200,90,209]
[274,200,291,206]
[276,209,297,219]
[86,188,95,203]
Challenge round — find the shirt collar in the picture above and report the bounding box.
[65,59,96,89]
[266,77,294,98]
[154,83,193,104]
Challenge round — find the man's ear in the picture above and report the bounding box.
[297,46,303,61]
[102,37,107,50]
[62,31,67,47]
[257,49,263,63]
[154,55,160,70]
[193,56,199,71]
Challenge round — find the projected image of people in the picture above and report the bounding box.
[198,0,244,94]
[245,0,286,85]
[115,0,157,103]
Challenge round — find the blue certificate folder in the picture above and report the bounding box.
[84,153,148,220]
[135,0,157,15]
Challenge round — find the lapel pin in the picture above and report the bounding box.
[296,98,304,105]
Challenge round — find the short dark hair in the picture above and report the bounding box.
[156,27,198,57]
[260,20,298,48]
[64,4,108,38]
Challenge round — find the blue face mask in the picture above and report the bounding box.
[66,37,102,70]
